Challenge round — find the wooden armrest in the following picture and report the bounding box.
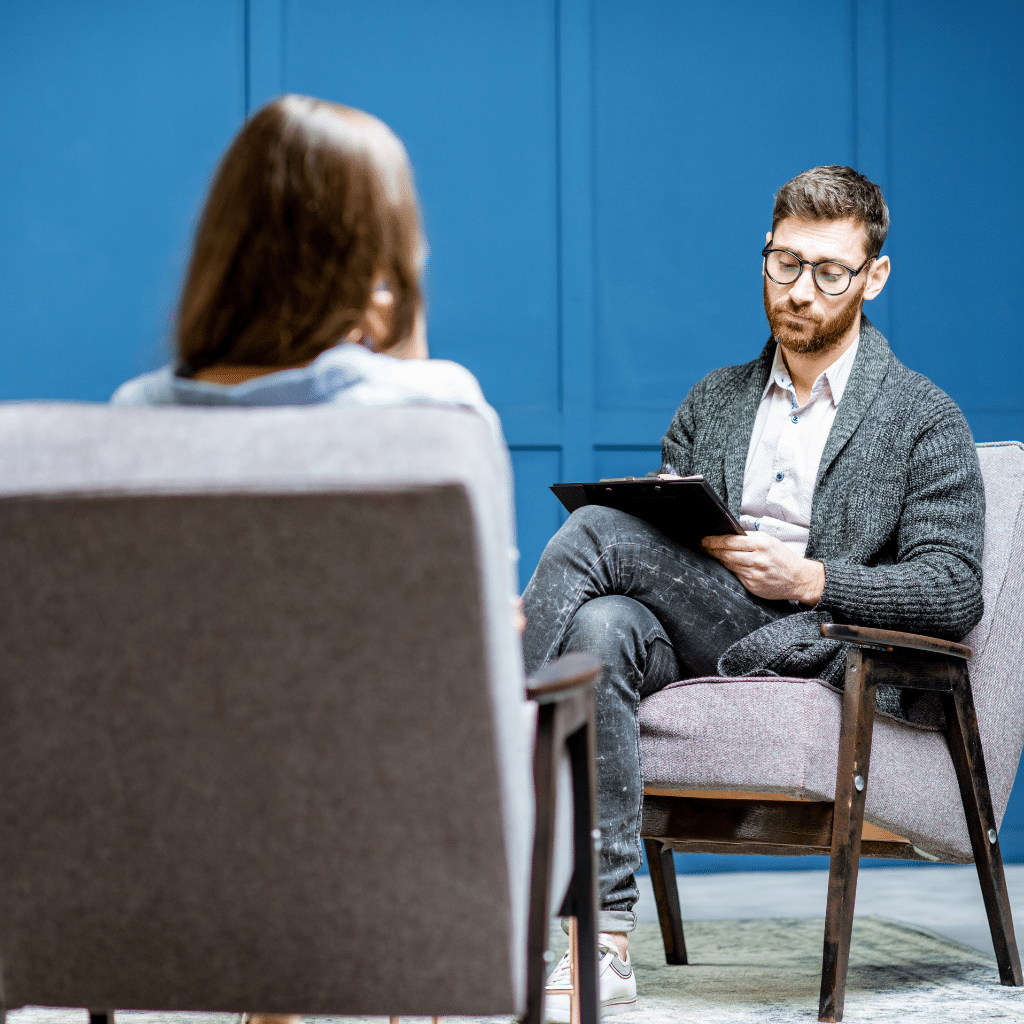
[526,652,602,704]
[820,622,972,660]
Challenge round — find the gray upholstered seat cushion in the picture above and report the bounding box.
[639,441,1024,864]
[640,675,971,861]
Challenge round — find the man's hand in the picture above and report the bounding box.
[701,531,825,605]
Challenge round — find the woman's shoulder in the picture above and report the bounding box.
[316,345,488,410]
[394,354,488,404]
[110,365,178,405]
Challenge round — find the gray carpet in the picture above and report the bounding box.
[608,917,1024,1022]
[8,917,1024,1024]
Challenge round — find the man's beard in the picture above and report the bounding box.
[763,278,862,356]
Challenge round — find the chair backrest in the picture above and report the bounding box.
[964,441,1024,825]
[0,402,528,1016]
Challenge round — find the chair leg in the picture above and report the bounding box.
[643,837,687,965]
[568,916,581,1024]
[527,698,600,1024]
[819,647,876,1023]
[89,1013,113,1024]
[524,702,560,1024]
[564,715,600,1024]
[943,663,1023,985]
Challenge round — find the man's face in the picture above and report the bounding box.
[762,217,872,357]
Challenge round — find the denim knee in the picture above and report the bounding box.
[563,594,662,655]
[562,595,674,705]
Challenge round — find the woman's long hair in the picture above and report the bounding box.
[176,95,423,372]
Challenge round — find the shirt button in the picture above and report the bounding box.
[775,472,784,481]
[791,415,799,424]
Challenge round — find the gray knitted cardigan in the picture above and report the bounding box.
[660,317,985,687]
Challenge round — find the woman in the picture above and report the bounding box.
[114,94,517,591]
[113,97,521,1024]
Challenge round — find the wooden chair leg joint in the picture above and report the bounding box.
[644,837,687,965]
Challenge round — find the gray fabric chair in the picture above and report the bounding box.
[0,402,598,1023]
[639,440,1024,1021]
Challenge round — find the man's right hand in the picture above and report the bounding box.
[702,531,825,605]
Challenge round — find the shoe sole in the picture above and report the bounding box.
[545,996,636,1022]
[604,996,636,1012]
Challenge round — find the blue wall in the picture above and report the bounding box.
[3,0,1024,867]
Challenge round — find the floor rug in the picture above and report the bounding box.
[9,917,1024,1024]
[607,916,1023,1022]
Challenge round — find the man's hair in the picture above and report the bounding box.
[176,95,423,372]
[772,165,889,259]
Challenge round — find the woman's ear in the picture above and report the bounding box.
[360,279,395,348]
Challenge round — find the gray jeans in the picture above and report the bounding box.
[522,505,792,931]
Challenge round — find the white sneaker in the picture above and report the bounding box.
[544,934,636,1022]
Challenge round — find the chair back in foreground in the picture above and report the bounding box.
[0,402,530,1018]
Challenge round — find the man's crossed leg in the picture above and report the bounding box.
[522,505,792,1013]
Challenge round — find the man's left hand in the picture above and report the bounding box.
[701,531,825,605]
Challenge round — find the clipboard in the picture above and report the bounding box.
[549,475,745,547]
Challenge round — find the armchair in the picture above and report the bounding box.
[639,440,1024,1021]
[0,403,598,1024]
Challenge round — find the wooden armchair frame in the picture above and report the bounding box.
[641,622,1023,1022]
[525,652,602,1024]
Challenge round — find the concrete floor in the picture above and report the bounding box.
[633,863,1024,957]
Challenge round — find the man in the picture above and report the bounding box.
[524,165,985,1020]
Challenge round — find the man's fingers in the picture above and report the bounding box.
[702,533,757,552]
[715,552,766,573]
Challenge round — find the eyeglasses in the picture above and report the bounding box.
[762,244,875,297]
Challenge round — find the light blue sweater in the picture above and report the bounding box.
[113,343,520,589]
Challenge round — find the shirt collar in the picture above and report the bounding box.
[762,337,860,408]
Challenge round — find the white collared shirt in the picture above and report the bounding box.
[740,339,859,556]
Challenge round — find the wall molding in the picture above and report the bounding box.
[853,0,892,338]
[556,0,597,480]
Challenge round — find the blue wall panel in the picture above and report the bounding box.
[594,446,662,480]
[887,1,1024,442]
[592,2,855,415]
[511,447,564,593]
[0,1,244,400]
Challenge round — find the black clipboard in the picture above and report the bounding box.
[550,475,745,547]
